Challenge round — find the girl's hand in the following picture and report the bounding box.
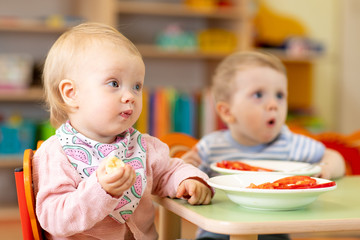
[176,179,212,205]
[96,159,136,197]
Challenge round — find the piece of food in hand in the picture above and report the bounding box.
[105,156,125,174]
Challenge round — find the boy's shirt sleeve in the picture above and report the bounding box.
[285,127,326,163]
[197,137,212,175]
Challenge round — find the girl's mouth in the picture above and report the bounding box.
[120,110,133,119]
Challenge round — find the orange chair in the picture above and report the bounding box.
[14,144,44,240]
[159,132,198,158]
[289,126,360,175]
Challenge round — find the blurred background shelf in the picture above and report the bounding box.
[0,155,22,168]
[137,44,232,59]
[137,44,322,62]
[0,22,69,33]
[260,48,323,63]
[0,87,44,102]
[116,1,245,20]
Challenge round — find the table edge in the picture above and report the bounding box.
[153,196,360,235]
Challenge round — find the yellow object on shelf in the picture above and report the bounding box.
[45,15,65,28]
[198,29,237,54]
[253,1,307,46]
[184,0,217,11]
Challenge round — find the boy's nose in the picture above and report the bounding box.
[266,98,278,111]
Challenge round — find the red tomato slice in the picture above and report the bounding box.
[216,160,273,172]
[308,181,336,188]
[272,176,316,189]
[247,176,336,190]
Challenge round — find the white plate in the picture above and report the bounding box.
[210,160,321,176]
[207,173,336,211]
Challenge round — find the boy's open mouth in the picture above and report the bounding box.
[267,118,276,126]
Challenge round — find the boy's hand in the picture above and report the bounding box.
[319,148,346,179]
[96,159,136,198]
[176,179,212,205]
[182,147,202,167]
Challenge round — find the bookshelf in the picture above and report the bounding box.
[0,0,321,158]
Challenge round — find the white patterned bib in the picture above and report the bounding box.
[56,121,147,223]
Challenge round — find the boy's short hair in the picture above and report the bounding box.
[212,51,286,102]
[43,22,142,128]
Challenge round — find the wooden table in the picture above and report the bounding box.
[154,176,360,240]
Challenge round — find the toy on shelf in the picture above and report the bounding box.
[0,54,33,89]
[197,29,237,54]
[184,0,233,10]
[155,24,197,52]
[253,1,324,57]
[44,15,84,28]
[283,37,324,57]
[38,120,56,141]
[0,114,37,155]
[184,0,217,10]
[217,0,233,8]
[253,1,307,48]
[0,15,84,29]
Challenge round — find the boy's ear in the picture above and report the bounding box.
[59,79,78,108]
[216,101,236,124]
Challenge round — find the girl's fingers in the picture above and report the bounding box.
[176,183,186,198]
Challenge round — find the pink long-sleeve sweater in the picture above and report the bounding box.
[33,134,210,240]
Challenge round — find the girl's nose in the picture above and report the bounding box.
[121,89,135,104]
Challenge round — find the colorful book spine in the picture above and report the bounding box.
[135,87,226,138]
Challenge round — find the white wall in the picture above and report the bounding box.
[262,0,340,131]
[339,0,360,134]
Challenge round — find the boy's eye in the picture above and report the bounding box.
[107,81,119,88]
[276,92,284,99]
[253,91,262,98]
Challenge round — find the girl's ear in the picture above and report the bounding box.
[216,101,236,124]
[59,79,78,108]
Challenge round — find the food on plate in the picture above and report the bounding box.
[247,175,336,189]
[216,160,274,172]
[105,155,125,174]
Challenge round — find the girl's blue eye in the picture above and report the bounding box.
[133,83,142,91]
[254,91,262,98]
[108,81,119,88]
[276,92,284,99]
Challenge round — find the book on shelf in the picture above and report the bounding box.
[133,87,226,139]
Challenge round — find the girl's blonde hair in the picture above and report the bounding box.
[43,22,142,128]
[212,51,286,102]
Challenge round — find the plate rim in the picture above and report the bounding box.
[210,160,322,176]
[207,174,337,194]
